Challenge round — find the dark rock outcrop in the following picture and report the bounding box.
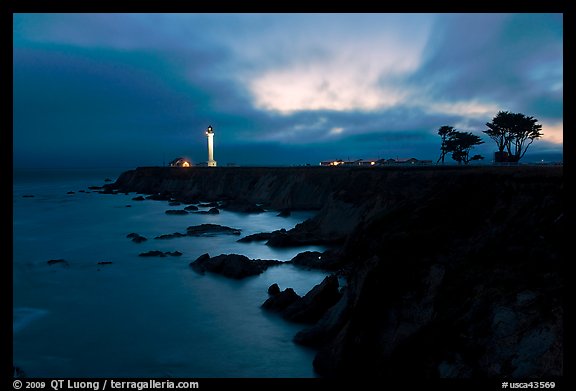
[265,229,328,247]
[146,192,173,201]
[239,229,330,247]
[237,232,274,243]
[97,261,113,265]
[261,287,301,311]
[47,259,69,267]
[155,232,187,239]
[190,253,281,279]
[304,169,564,378]
[126,233,147,243]
[184,205,199,211]
[132,196,145,201]
[268,283,281,296]
[186,223,240,236]
[155,224,241,239]
[284,275,341,323]
[277,208,291,217]
[220,199,265,213]
[262,276,341,324]
[289,250,342,271]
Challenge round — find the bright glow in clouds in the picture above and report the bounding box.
[540,121,563,144]
[251,67,410,113]
[247,17,431,113]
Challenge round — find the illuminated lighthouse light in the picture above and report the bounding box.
[206,125,217,167]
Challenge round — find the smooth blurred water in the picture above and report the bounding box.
[13,169,328,377]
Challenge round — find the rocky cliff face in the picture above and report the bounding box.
[110,165,563,378]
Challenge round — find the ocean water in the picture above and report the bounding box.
[13,168,328,378]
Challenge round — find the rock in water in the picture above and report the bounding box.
[261,288,301,311]
[237,232,274,243]
[189,253,211,274]
[47,259,69,267]
[126,233,147,243]
[282,275,341,323]
[186,224,241,236]
[268,283,281,296]
[190,253,280,279]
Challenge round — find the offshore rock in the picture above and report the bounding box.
[190,253,281,279]
[261,287,301,312]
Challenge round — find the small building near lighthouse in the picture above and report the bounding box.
[169,157,192,167]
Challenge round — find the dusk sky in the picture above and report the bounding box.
[13,13,563,168]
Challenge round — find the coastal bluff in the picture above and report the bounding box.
[108,165,563,378]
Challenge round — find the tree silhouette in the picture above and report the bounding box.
[436,125,455,164]
[483,111,543,162]
[445,131,484,165]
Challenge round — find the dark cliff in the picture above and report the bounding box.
[110,165,564,378]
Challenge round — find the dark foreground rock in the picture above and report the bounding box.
[238,229,331,247]
[220,199,265,213]
[262,276,341,324]
[262,287,301,311]
[302,170,564,378]
[289,250,342,271]
[190,253,281,279]
[184,205,199,211]
[146,192,173,201]
[265,229,328,247]
[277,208,291,217]
[108,166,563,378]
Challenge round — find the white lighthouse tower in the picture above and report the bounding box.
[205,125,217,167]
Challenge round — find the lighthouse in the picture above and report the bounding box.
[205,125,217,167]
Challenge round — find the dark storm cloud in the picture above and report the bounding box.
[408,14,562,121]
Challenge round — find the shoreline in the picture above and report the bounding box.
[106,165,563,378]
